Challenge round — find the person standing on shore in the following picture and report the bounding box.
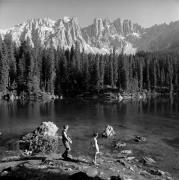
[62,125,72,159]
[91,133,100,165]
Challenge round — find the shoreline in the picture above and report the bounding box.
[0,89,178,103]
[0,128,177,180]
[0,151,174,180]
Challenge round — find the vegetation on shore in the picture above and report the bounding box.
[0,36,179,100]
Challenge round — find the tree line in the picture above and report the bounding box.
[0,36,179,97]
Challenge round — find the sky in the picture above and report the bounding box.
[0,0,179,29]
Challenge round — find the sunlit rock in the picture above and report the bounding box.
[37,121,58,137]
[19,121,59,154]
[102,125,115,138]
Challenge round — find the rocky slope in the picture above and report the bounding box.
[0,17,87,51]
[82,18,143,54]
[0,17,179,54]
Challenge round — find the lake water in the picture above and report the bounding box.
[0,97,179,178]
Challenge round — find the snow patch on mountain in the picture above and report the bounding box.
[0,29,7,34]
[132,32,141,38]
[63,16,71,23]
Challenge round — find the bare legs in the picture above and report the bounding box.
[62,146,71,159]
[93,152,100,164]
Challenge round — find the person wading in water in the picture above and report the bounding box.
[62,125,72,159]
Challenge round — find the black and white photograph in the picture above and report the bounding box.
[0,0,179,179]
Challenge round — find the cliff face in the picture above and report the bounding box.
[1,17,179,54]
[82,18,143,54]
[0,17,87,51]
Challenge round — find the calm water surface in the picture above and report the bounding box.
[0,97,179,178]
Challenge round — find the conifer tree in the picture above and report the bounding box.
[0,41,9,93]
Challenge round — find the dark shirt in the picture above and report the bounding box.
[62,129,70,150]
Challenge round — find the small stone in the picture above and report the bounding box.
[147,168,166,176]
[140,157,156,166]
[129,166,135,172]
[134,136,146,142]
[38,165,47,169]
[139,170,151,177]
[166,176,173,180]
[126,157,135,161]
[117,159,126,167]
[121,150,132,155]
[115,142,127,149]
[86,167,99,177]
[67,168,72,171]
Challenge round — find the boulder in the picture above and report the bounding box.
[36,121,58,137]
[19,121,59,154]
[102,125,115,138]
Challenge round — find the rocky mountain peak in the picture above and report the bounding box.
[1,16,178,54]
[113,18,123,34]
[123,19,133,35]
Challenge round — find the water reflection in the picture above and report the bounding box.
[0,96,178,136]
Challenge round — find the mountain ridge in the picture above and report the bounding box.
[1,17,179,54]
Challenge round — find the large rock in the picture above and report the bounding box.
[102,125,115,138]
[36,121,58,136]
[19,122,59,154]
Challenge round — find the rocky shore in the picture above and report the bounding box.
[0,122,174,180]
[0,151,173,180]
[77,90,160,103]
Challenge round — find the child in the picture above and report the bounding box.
[91,133,100,165]
[62,125,72,159]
